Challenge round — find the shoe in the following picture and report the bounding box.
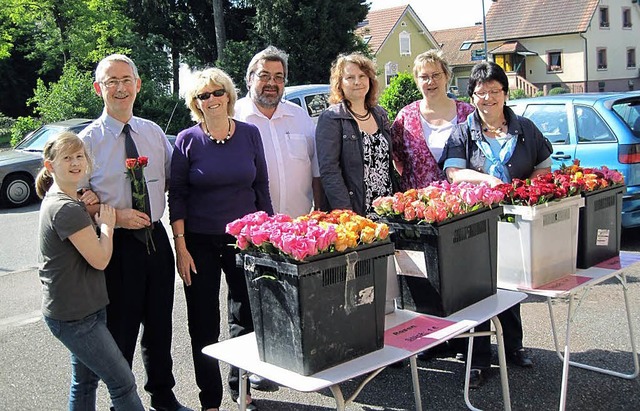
[469,369,484,389]
[389,359,407,368]
[249,374,277,391]
[149,399,193,411]
[236,396,257,411]
[417,343,454,361]
[506,348,533,368]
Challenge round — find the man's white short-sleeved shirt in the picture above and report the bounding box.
[235,97,319,218]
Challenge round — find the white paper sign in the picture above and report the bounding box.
[394,250,428,278]
[596,229,610,246]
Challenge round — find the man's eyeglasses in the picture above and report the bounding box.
[417,72,443,83]
[101,78,135,89]
[473,89,504,99]
[196,89,226,100]
[254,73,286,84]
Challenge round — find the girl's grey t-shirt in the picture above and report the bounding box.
[38,191,108,321]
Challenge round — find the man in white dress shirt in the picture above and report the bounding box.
[79,54,191,411]
[235,45,324,218]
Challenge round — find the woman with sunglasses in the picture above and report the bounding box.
[169,68,273,411]
[440,61,552,388]
[392,49,475,191]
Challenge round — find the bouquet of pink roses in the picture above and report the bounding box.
[226,209,389,262]
[372,181,504,224]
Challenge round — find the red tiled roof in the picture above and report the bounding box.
[356,5,409,54]
[432,26,483,66]
[475,0,600,42]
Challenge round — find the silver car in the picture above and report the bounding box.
[284,84,330,123]
[0,118,92,207]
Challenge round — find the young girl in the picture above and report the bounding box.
[36,131,144,410]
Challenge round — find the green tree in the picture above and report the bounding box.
[29,63,103,123]
[379,72,421,121]
[250,0,369,84]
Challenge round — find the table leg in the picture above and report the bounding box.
[547,274,639,381]
[238,368,247,411]
[558,295,574,411]
[328,385,346,411]
[462,328,479,411]
[491,316,512,411]
[409,355,423,411]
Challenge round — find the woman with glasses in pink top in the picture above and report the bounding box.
[392,49,475,191]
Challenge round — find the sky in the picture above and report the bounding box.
[367,0,495,31]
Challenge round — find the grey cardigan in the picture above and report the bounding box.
[315,102,394,216]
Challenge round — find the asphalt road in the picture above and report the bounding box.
[1,202,640,410]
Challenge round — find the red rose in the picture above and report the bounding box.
[138,156,149,167]
[125,158,137,169]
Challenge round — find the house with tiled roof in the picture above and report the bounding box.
[356,5,439,88]
[469,0,640,94]
[431,25,483,96]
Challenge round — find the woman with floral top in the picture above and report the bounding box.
[392,49,475,191]
[316,52,395,219]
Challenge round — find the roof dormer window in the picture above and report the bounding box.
[460,41,472,51]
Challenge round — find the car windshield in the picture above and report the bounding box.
[612,99,640,138]
[15,126,65,152]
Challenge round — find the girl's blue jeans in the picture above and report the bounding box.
[44,308,144,411]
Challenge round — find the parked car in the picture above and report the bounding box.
[508,92,640,228]
[284,84,330,123]
[0,118,92,207]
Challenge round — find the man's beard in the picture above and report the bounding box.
[253,86,282,108]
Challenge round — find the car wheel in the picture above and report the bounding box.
[0,174,36,208]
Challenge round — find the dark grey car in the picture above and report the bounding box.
[0,118,92,207]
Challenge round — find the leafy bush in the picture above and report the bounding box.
[135,88,192,135]
[549,87,569,95]
[29,63,103,123]
[509,89,527,100]
[458,96,471,103]
[534,90,544,97]
[379,72,421,121]
[10,116,42,147]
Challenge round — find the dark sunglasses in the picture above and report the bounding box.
[196,89,226,100]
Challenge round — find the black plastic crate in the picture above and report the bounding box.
[387,206,502,317]
[577,185,625,269]
[238,241,394,375]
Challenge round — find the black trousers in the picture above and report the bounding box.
[184,233,254,408]
[104,222,177,405]
[470,303,524,369]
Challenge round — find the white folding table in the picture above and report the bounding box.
[498,252,640,411]
[203,289,526,411]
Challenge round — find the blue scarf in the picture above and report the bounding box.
[467,114,517,183]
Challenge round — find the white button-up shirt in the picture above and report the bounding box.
[235,97,319,218]
[79,111,172,222]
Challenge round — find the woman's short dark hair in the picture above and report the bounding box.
[467,61,509,98]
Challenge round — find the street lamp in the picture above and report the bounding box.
[482,0,488,61]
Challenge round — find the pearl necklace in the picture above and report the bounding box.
[205,118,232,144]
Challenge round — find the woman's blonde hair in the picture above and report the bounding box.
[412,49,452,83]
[184,68,238,123]
[328,52,379,109]
[36,131,92,199]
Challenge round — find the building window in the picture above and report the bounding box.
[460,41,472,51]
[623,8,632,28]
[494,54,514,72]
[600,7,609,28]
[385,61,399,86]
[597,48,608,70]
[628,48,637,69]
[399,31,411,56]
[547,51,563,72]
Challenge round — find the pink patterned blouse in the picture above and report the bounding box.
[392,100,475,191]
